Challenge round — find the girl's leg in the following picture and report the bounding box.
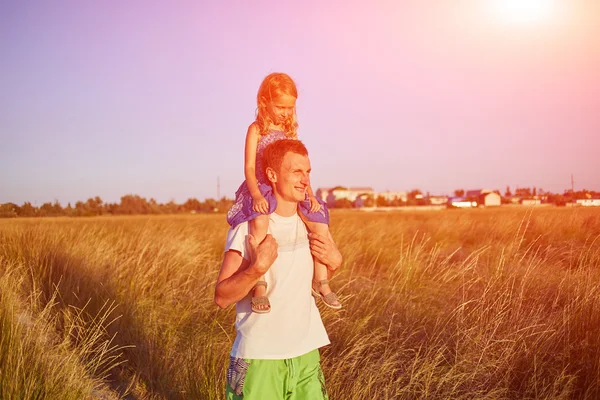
[249,215,270,313]
[299,217,341,309]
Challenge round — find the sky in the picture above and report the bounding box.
[1,0,599,206]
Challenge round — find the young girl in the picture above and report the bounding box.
[226,72,341,314]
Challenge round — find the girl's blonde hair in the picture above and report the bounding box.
[255,72,298,139]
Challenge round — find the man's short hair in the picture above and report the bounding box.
[262,139,308,175]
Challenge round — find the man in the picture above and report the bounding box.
[214,139,342,399]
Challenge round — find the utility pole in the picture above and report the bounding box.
[571,174,575,193]
[217,176,220,199]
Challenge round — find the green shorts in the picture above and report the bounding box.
[225,349,328,400]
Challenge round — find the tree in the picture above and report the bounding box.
[390,196,406,207]
[407,189,426,206]
[334,198,354,208]
[50,201,63,216]
[515,187,532,197]
[0,203,19,218]
[161,201,178,214]
[200,198,218,212]
[20,202,36,217]
[376,196,388,207]
[64,203,73,217]
[85,197,103,215]
[74,201,87,216]
[454,189,465,197]
[38,202,53,217]
[216,197,234,213]
[38,201,63,217]
[504,186,512,197]
[148,198,161,214]
[548,193,566,206]
[119,195,150,215]
[408,189,423,199]
[362,195,375,208]
[183,198,202,213]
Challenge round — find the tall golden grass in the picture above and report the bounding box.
[0,207,599,399]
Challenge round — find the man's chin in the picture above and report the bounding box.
[294,190,307,202]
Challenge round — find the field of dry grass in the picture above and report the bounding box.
[1,207,599,399]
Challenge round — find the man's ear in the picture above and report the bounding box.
[266,167,277,183]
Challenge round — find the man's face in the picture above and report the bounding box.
[271,151,311,203]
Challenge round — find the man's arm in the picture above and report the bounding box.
[308,231,342,278]
[214,234,278,309]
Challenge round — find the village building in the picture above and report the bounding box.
[353,193,375,208]
[465,189,501,207]
[448,197,477,208]
[521,199,542,206]
[316,186,375,207]
[575,199,600,207]
[509,196,521,204]
[428,195,449,205]
[377,191,408,203]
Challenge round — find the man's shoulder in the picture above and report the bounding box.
[225,222,249,254]
[229,221,249,233]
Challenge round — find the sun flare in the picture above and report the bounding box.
[487,0,556,25]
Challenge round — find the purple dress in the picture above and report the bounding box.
[227,130,329,228]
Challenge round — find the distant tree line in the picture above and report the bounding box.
[2,187,599,217]
[0,195,234,218]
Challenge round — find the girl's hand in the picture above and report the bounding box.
[309,196,321,213]
[252,195,269,214]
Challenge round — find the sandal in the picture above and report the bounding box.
[311,279,342,310]
[251,281,271,314]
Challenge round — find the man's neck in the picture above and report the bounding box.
[273,195,298,217]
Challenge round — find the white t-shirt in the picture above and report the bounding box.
[224,212,330,360]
